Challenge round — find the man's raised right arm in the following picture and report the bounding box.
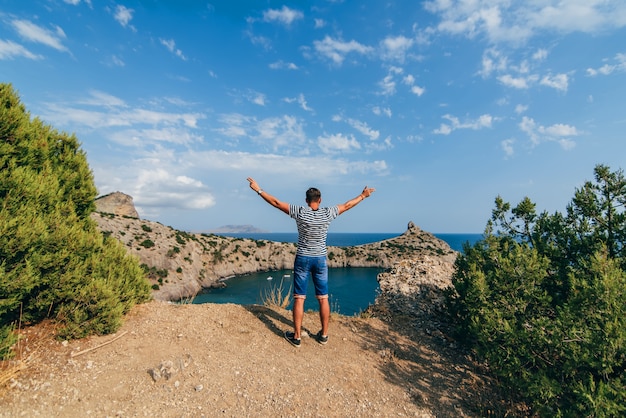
[247,177,290,214]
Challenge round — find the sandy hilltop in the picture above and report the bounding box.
[0,192,526,417]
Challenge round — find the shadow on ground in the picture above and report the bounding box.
[243,293,530,417]
[354,285,531,417]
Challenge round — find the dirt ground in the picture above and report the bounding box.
[0,301,523,417]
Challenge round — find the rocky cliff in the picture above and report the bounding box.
[91,198,458,302]
[95,192,140,218]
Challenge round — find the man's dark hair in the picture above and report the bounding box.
[306,187,321,203]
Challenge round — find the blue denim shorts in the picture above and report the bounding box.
[293,255,328,298]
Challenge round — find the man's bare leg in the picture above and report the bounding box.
[292,297,305,339]
[318,296,330,336]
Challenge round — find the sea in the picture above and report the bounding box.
[192,232,482,315]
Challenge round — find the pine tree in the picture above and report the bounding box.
[0,84,151,357]
[447,164,626,416]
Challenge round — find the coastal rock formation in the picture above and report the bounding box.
[95,192,140,218]
[373,255,456,324]
[90,194,458,302]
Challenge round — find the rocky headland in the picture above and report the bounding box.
[93,192,458,302]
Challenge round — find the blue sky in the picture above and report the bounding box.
[1,1,625,233]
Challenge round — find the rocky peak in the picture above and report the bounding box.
[405,221,420,234]
[95,191,140,219]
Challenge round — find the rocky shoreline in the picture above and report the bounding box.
[92,210,458,302]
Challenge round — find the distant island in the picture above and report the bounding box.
[203,224,268,233]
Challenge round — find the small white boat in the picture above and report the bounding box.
[267,276,273,281]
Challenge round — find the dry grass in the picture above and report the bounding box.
[0,356,28,388]
[261,275,292,309]
[0,319,58,392]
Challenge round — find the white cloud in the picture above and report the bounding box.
[114,5,134,29]
[0,39,42,60]
[497,74,538,89]
[587,53,626,76]
[411,85,425,96]
[108,127,203,147]
[245,31,272,50]
[40,93,205,131]
[160,38,187,60]
[478,48,508,78]
[424,0,626,44]
[433,123,453,135]
[540,73,569,91]
[378,66,424,97]
[372,106,392,117]
[501,138,515,157]
[532,48,548,61]
[250,92,266,106]
[183,150,389,181]
[403,74,426,96]
[233,89,267,106]
[255,116,305,149]
[80,90,127,107]
[542,123,579,137]
[262,6,304,26]
[346,118,380,141]
[109,55,125,67]
[269,60,299,70]
[11,19,68,52]
[519,116,579,149]
[216,114,306,152]
[284,94,313,112]
[366,135,393,152]
[378,73,397,96]
[481,48,568,92]
[313,36,373,65]
[215,113,249,138]
[380,35,414,62]
[515,104,528,114]
[433,113,494,135]
[133,168,215,209]
[317,133,361,154]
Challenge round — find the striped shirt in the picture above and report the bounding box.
[289,204,340,256]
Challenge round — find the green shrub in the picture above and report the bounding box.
[0,84,151,354]
[447,165,626,417]
[140,239,155,248]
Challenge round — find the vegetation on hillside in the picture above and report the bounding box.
[447,164,626,417]
[0,84,151,357]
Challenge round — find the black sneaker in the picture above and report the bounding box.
[316,331,328,345]
[284,331,301,348]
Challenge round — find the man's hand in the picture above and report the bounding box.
[247,177,260,193]
[361,186,375,198]
[247,177,289,214]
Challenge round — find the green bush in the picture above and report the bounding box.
[0,84,151,354]
[447,165,626,417]
[140,239,155,248]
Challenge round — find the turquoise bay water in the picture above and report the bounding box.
[192,233,482,315]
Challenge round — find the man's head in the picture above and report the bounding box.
[306,187,321,204]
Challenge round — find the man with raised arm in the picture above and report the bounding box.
[247,177,375,347]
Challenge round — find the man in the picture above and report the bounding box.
[247,177,375,347]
